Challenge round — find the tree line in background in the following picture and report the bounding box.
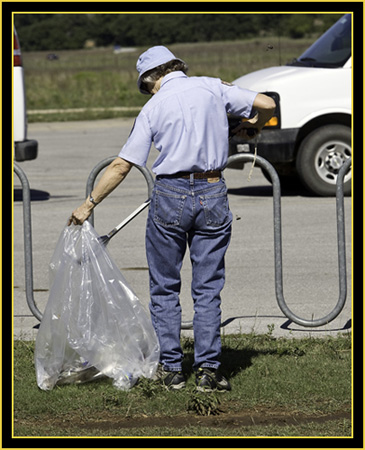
[14,13,342,52]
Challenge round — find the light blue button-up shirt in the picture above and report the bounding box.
[119,71,257,175]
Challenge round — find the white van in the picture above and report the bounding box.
[229,14,351,196]
[13,28,38,162]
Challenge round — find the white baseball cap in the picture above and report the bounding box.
[136,46,185,94]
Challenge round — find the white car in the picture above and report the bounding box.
[13,28,38,162]
[229,14,351,196]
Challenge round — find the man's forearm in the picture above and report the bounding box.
[252,93,276,130]
[89,157,133,204]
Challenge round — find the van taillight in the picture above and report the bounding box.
[14,31,22,67]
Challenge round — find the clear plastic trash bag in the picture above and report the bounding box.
[34,220,160,391]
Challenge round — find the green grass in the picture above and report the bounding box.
[13,331,352,437]
[23,38,313,122]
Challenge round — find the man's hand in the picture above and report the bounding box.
[68,199,94,226]
[231,115,260,140]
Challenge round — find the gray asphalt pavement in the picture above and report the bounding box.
[13,118,352,340]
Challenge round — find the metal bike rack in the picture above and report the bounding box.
[226,154,351,327]
[15,153,350,329]
[14,163,43,321]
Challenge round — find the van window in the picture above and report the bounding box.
[289,14,351,68]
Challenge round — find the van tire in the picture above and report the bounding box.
[296,125,351,196]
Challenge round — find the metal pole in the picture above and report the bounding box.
[14,163,43,321]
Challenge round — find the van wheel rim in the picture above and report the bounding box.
[315,141,351,185]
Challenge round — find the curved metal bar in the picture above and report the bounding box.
[85,156,155,226]
[14,163,43,321]
[226,154,350,327]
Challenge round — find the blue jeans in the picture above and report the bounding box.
[145,175,232,372]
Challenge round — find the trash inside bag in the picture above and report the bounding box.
[35,221,160,391]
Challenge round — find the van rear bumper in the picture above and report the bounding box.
[15,139,38,162]
[229,128,299,164]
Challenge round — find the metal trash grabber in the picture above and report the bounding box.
[97,199,151,246]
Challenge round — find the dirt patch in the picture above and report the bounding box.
[16,408,351,432]
[82,410,351,431]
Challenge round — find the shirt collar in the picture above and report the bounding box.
[160,71,188,88]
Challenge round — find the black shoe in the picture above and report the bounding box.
[153,365,186,390]
[195,367,231,392]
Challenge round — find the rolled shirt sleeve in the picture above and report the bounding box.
[220,81,258,118]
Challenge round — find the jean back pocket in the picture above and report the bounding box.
[154,190,187,227]
[199,191,229,227]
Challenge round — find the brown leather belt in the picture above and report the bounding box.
[165,170,221,179]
